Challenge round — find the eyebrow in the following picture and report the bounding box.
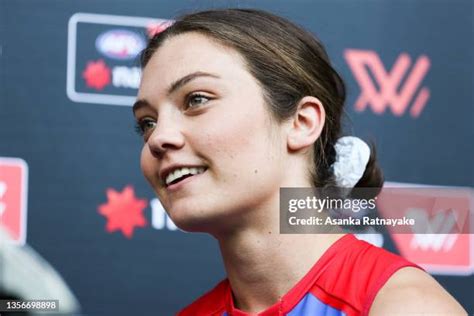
[133,71,220,114]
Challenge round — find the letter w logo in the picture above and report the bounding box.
[344,49,431,118]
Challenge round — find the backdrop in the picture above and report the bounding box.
[1,0,473,315]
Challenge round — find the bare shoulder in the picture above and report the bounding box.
[369,267,467,315]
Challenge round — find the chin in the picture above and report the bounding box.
[169,215,217,234]
[166,203,227,234]
[166,204,208,232]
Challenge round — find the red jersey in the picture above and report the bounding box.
[178,234,422,316]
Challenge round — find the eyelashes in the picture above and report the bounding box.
[134,118,156,137]
[134,92,214,139]
[185,93,211,109]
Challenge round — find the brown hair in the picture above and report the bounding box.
[141,8,383,192]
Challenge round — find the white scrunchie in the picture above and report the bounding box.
[331,136,371,188]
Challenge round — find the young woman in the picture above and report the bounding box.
[133,9,466,316]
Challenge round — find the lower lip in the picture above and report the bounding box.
[165,170,206,192]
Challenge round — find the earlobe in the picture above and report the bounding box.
[287,96,325,151]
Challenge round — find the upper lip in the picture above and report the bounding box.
[159,164,207,185]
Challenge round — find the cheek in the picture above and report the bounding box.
[201,117,255,159]
[140,146,156,185]
[200,110,280,179]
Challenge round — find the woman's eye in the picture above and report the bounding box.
[134,118,156,137]
[186,93,211,109]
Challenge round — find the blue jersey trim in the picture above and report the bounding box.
[221,293,345,315]
[287,293,345,316]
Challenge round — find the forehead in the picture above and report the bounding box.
[139,32,250,95]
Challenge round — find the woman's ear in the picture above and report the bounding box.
[287,96,325,151]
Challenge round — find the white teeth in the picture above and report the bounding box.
[165,167,206,186]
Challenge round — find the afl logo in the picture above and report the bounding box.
[95,29,145,60]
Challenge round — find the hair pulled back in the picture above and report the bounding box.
[141,9,383,192]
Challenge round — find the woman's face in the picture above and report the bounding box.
[135,32,287,233]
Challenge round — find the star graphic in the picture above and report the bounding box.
[82,59,111,90]
[98,186,148,239]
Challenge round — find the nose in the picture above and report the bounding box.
[147,116,185,158]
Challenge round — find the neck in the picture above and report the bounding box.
[215,192,345,313]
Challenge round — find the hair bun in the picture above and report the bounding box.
[350,142,384,199]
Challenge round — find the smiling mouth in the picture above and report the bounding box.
[165,167,207,187]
